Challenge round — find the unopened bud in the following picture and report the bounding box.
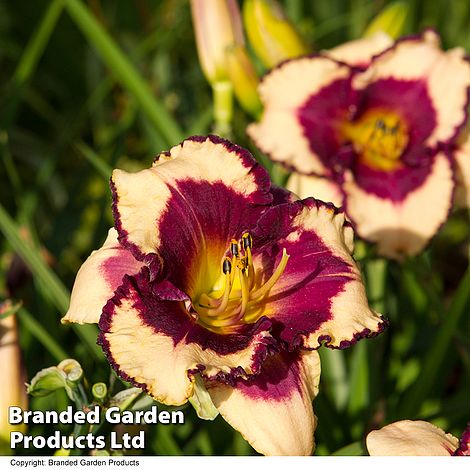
[363,1,409,39]
[92,382,108,401]
[58,359,83,384]
[27,366,67,397]
[0,304,27,449]
[225,45,262,117]
[243,0,309,69]
[28,358,84,401]
[191,0,244,84]
[109,387,142,411]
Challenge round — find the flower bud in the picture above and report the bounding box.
[363,1,409,39]
[0,302,27,451]
[27,367,68,397]
[58,358,83,384]
[225,45,262,117]
[92,382,108,402]
[109,387,142,411]
[190,0,244,84]
[243,0,309,69]
[27,358,84,401]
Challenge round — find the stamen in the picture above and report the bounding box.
[238,268,249,318]
[250,248,289,301]
[193,236,289,332]
[204,270,232,316]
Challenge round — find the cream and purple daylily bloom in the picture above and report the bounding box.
[249,30,470,259]
[366,420,470,456]
[63,135,385,455]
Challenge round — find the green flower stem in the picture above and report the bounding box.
[212,81,233,138]
[400,261,470,418]
[0,203,103,361]
[64,0,184,147]
[18,308,68,362]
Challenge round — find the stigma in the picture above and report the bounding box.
[192,233,289,332]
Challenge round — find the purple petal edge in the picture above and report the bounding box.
[315,315,388,350]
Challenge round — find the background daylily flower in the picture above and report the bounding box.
[63,135,384,456]
[366,420,470,456]
[249,30,470,259]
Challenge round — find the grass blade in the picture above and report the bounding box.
[18,308,68,362]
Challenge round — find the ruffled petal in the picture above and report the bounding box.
[252,199,384,349]
[354,30,470,147]
[206,350,320,456]
[454,131,470,208]
[454,422,470,456]
[366,420,459,456]
[343,152,454,259]
[98,270,276,406]
[286,172,343,206]
[326,32,393,68]
[111,135,272,294]
[248,56,354,175]
[62,228,143,324]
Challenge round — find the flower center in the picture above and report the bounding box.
[190,233,289,333]
[343,109,409,171]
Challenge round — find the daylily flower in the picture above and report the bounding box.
[248,30,470,259]
[63,135,385,455]
[366,420,470,456]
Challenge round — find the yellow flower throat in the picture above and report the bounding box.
[342,109,409,171]
[192,233,289,332]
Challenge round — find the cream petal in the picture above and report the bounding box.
[326,32,393,67]
[287,201,383,348]
[252,199,384,349]
[112,136,271,260]
[248,56,351,175]
[98,274,275,406]
[206,350,320,456]
[454,131,470,208]
[353,30,470,147]
[343,152,454,260]
[62,228,143,324]
[286,172,343,206]
[366,420,459,456]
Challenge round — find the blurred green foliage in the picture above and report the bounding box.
[1,0,470,456]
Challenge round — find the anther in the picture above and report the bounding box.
[242,232,252,250]
[230,239,239,257]
[222,257,232,274]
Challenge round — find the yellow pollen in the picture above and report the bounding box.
[193,234,289,332]
[342,109,409,171]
